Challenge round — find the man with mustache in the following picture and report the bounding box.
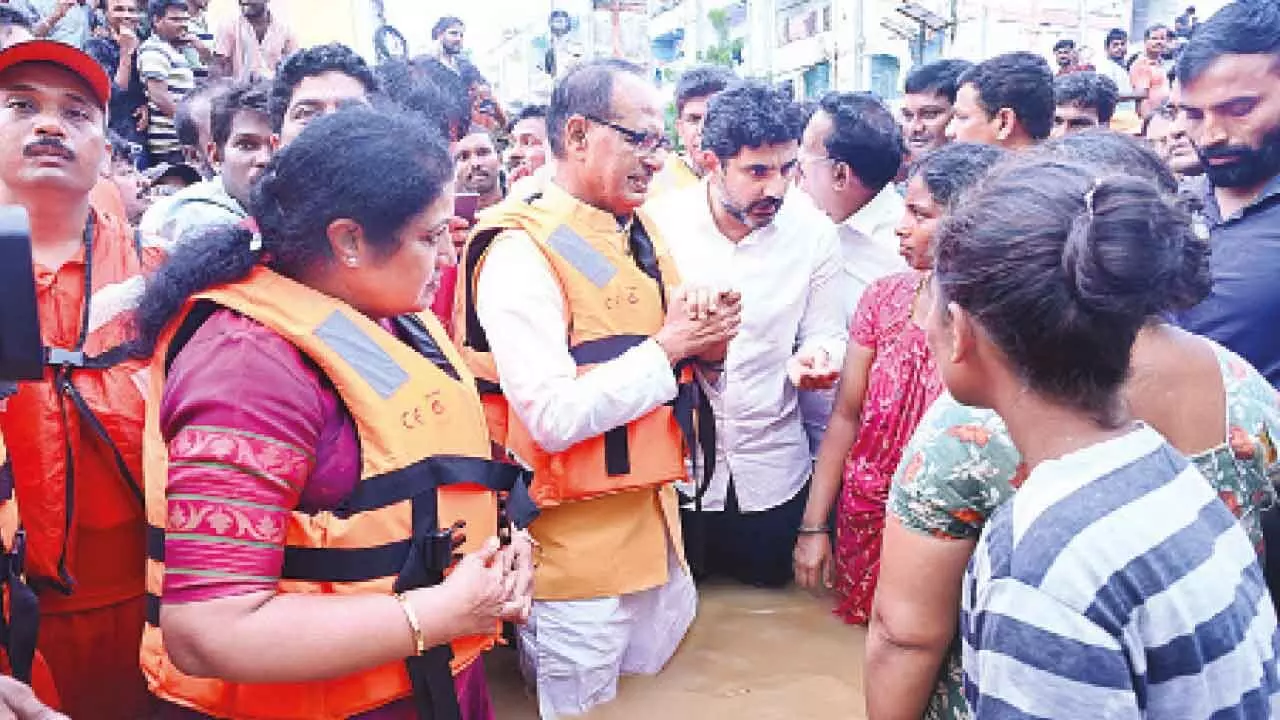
[1130,24,1173,117]
[798,91,908,317]
[900,58,971,166]
[457,58,739,716]
[506,104,548,185]
[137,0,197,165]
[1142,94,1203,178]
[647,81,846,588]
[0,39,164,718]
[1176,0,1280,390]
[85,0,148,157]
[104,130,151,223]
[453,127,503,212]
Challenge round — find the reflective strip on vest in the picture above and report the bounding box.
[313,311,409,399]
[547,224,617,288]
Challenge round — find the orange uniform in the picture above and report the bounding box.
[0,201,162,718]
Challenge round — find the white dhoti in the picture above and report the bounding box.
[518,547,697,718]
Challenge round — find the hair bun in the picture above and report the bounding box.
[1060,175,1203,319]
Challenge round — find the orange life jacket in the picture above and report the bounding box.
[647,154,701,200]
[455,190,698,515]
[0,211,157,601]
[0,205,159,706]
[140,267,524,720]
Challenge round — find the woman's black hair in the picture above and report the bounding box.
[1037,128,1178,193]
[133,107,452,356]
[908,142,1006,210]
[1034,129,1209,311]
[933,158,1204,423]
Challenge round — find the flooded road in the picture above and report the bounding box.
[488,581,868,719]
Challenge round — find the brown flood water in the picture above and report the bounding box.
[487,581,868,719]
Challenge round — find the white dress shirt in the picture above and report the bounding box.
[1096,58,1139,116]
[839,183,909,321]
[647,182,848,512]
[474,183,679,457]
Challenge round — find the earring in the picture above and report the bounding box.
[345,256,358,267]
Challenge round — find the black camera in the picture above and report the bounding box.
[0,206,43,383]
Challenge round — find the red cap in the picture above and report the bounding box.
[0,40,112,109]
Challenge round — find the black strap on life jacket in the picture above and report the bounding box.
[155,302,528,720]
[628,220,718,572]
[0,464,37,685]
[460,194,546,399]
[39,215,144,597]
[460,210,717,529]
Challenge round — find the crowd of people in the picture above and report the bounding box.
[0,0,1278,718]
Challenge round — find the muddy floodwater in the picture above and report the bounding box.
[488,581,868,719]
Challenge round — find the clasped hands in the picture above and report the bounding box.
[655,285,742,366]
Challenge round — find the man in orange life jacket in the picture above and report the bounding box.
[458,58,742,717]
[0,40,163,718]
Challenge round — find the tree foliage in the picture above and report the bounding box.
[700,8,744,67]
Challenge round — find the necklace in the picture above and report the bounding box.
[912,271,933,324]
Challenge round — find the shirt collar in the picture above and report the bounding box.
[844,183,900,239]
[1203,172,1280,225]
[542,180,631,238]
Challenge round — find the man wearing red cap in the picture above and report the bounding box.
[0,40,161,717]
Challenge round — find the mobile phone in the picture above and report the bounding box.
[0,206,44,381]
[454,192,480,224]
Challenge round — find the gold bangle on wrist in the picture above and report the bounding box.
[393,592,426,656]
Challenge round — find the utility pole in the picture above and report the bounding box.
[851,0,866,90]
[692,0,705,60]
[612,0,622,57]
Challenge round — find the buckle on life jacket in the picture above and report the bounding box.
[502,472,540,530]
[44,348,86,369]
[392,524,461,595]
[0,530,26,579]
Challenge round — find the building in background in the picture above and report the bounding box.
[196,0,1230,109]
[747,0,1135,100]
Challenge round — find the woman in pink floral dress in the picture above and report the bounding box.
[793,144,1005,623]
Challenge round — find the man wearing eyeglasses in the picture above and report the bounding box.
[646,81,846,589]
[456,58,740,717]
[796,91,908,319]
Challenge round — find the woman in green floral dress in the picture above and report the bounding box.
[861,132,1280,720]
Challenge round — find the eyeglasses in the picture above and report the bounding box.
[584,114,672,155]
[793,154,838,181]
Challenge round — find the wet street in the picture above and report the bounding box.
[488,581,868,719]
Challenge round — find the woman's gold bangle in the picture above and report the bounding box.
[394,592,426,656]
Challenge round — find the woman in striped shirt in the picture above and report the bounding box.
[865,131,1280,720]
[913,156,1279,718]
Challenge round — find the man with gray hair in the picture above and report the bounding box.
[456,58,740,717]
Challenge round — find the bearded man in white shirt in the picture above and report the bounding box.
[647,81,847,588]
